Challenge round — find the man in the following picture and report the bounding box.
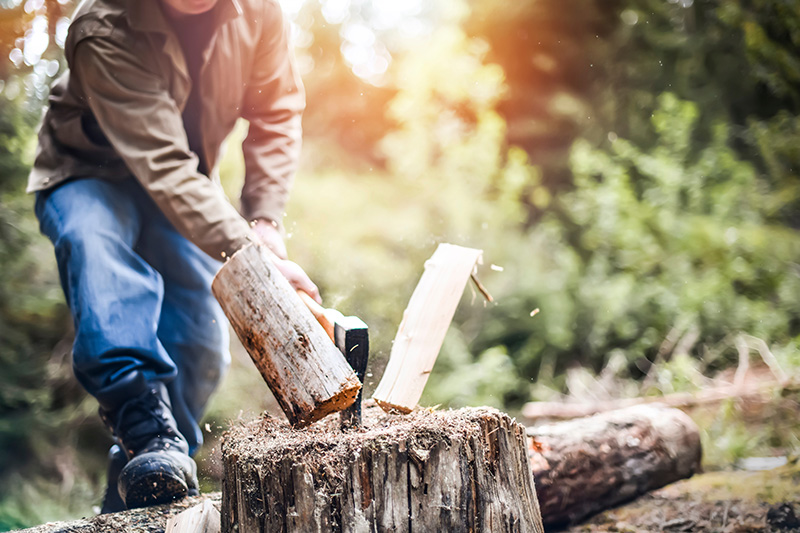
[27,0,316,512]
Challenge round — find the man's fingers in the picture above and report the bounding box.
[299,284,322,305]
[252,219,288,259]
[289,269,321,304]
[273,258,322,304]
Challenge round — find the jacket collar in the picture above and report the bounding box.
[127,0,242,36]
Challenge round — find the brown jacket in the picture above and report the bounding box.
[28,0,304,260]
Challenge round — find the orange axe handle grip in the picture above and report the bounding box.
[258,243,339,343]
[297,290,339,342]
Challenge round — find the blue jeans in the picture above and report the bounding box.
[35,177,230,454]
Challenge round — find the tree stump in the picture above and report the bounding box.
[221,405,545,532]
[527,404,702,527]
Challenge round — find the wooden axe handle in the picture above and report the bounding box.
[297,290,340,342]
[257,244,339,342]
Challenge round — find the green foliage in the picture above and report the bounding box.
[281,25,546,401]
[484,93,800,391]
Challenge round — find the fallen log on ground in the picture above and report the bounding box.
[527,403,702,528]
[521,379,800,421]
[222,405,545,532]
[15,495,219,533]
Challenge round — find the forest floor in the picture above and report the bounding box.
[15,462,799,532]
[565,462,800,532]
[12,367,800,532]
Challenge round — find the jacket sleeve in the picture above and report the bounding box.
[239,0,305,230]
[71,37,254,261]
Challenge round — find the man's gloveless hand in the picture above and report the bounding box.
[251,219,322,304]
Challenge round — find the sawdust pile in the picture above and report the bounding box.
[223,403,509,494]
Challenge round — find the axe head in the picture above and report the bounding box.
[335,316,368,429]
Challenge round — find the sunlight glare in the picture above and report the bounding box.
[23,16,49,66]
[322,0,350,25]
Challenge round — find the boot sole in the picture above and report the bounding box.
[119,453,196,508]
[124,470,188,508]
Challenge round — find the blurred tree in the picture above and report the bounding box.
[294,1,395,165]
[0,94,106,530]
[463,0,623,193]
[463,0,800,224]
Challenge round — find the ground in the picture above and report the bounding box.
[566,464,800,532]
[14,462,799,532]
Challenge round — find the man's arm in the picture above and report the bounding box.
[71,35,319,300]
[240,0,305,245]
[72,37,253,261]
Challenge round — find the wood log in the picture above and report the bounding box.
[372,243,483,414]
[212,243,361,427]
[221,405,545,533]
[521,378,800,421]
[527,404,702,528]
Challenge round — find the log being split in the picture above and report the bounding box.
[222,405,545,533]
[212,243,361,427]
[527,404,702,527]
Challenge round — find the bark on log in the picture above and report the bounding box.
[221,405,545,533]
[212,243,361,427]
[527,404,702,528]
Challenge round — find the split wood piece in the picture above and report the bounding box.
[221,405,545,533]
[212,243,361,427]
[372,243,483,413]
[166,499,221,533]
[527,403,702,528]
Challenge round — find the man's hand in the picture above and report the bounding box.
[250,218,322,304]
[274,258,321,304]
[252,219,288,259]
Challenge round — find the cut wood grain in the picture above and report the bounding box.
[528,404,702,527]
[221,405,545,533]
[165,499,220,533]
[372,243,483,413]
[212,243,361,427]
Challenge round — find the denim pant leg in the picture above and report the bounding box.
[135,190,230,455]
[35,178,179,400]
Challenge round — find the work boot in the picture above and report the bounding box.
[99,380,198,509]
[99,444,127,514]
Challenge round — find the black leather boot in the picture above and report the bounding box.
[99,378,198,509]
[99,444,127,514]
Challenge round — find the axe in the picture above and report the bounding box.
[297,291,369,429]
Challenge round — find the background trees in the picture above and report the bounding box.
[1,0,799,527]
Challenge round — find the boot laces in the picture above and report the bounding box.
[111,388,177,456]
